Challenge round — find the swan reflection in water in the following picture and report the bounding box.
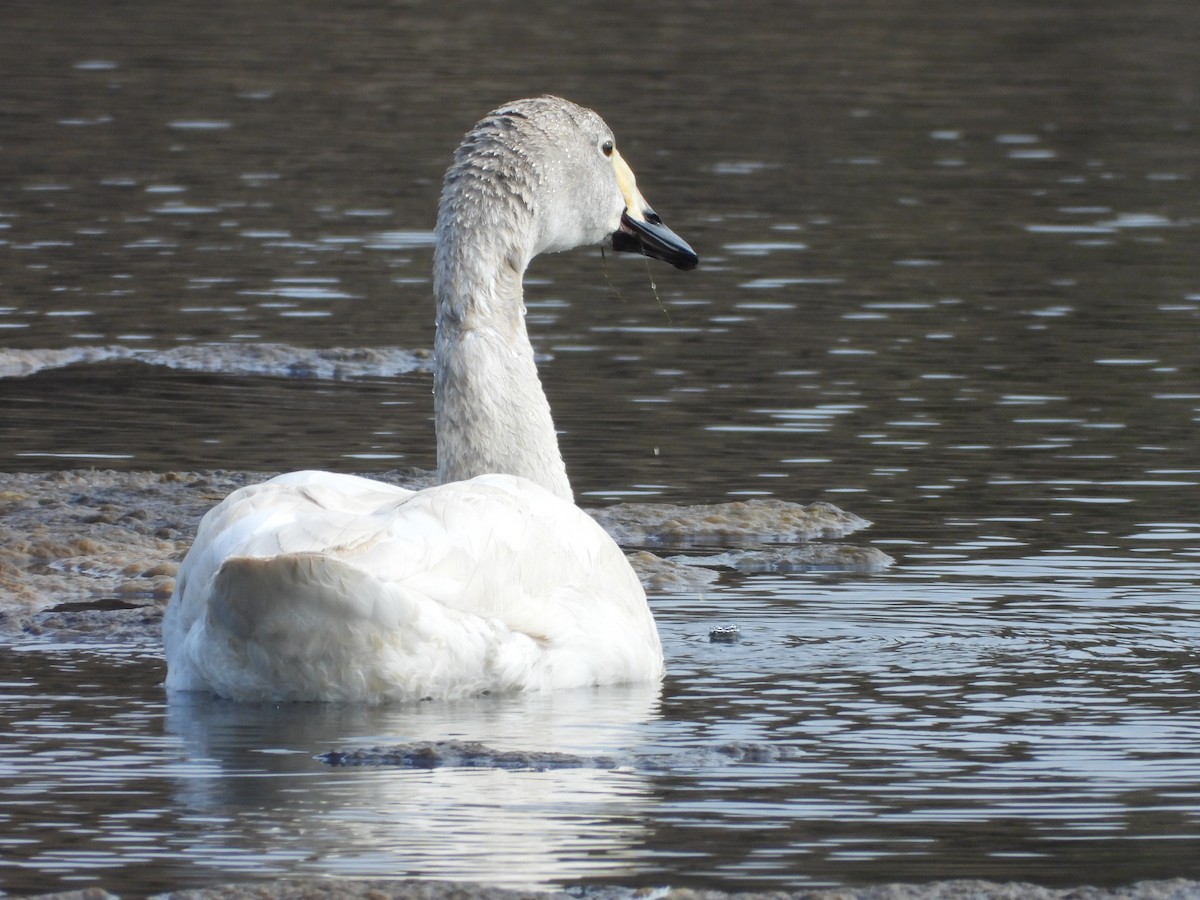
[163,682,664,886]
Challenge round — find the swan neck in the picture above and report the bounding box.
[433,232,573,502]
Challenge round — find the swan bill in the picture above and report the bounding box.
[609,146,698,271]
[612,209,699,270]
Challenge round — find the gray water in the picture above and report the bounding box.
[2,0,1200,896]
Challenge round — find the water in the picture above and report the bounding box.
[2,0,1200,895]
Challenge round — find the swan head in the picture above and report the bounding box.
[438,96,698,274]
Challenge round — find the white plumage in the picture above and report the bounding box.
[163,97,697,702]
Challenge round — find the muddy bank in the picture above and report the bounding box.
[318,738,805,770]
[0,469,259,642]
[0,468,884,644]
[34,877,1200,900]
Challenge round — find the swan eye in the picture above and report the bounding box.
[601,140,615,157]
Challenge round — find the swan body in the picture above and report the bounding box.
[163,96,697,703]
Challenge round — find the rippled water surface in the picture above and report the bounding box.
[2,0,1199,895]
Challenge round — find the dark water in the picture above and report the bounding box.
[2,0,1200,895]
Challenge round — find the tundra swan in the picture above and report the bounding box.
[163,96,698,702]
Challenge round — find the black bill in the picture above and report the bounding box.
[611,208,699,271]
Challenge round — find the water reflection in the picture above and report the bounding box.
[162,686,662,887]
[0,648,664,893]
[647,553,1200,887]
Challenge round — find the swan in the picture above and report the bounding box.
[163,96,698,703]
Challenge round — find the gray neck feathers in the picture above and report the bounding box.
[431,109,573,502]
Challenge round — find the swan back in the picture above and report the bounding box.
[165,472,662,702]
